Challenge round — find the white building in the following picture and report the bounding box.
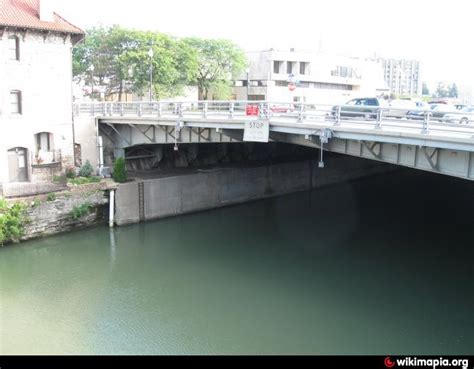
[0,0,84,185]
[232,49,388,105]
[377,58,422,98]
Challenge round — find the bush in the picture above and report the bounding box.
[78,160,94,178]
[65,166,76,179]
[113,157,127,183]
[0,199,26,246]
[47,193,56,202]
[70,203,92,220]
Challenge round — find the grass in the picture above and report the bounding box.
[68,176,101,186]
[70,203,93,220]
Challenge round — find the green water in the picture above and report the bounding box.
[0,170,473,355]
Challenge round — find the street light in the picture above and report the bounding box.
[89,64,95,101]
[148,47,154,102]
[246,68,250,101]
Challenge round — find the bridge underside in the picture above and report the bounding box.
[98,118,474,181]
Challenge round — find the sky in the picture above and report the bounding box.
[54,0,474,92]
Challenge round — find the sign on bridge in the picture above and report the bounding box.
[244,120,270,143]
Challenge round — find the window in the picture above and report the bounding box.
[248,95,265,101]
[8,36,20,61]
[287,62,294,74]
[35,132,52,153]
[10,91,22,114]
[300,62,310,75]
[273,61,283,74]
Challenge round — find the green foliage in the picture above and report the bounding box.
[422,82,430,96]
[113,158,127,183]
[0,198,26,246]
[183,38,247,100]
[73,26,199,100]
[31,199,41,208]
[72,26,247,101]
[47,193,56,202]
[68,176,101,186]
[66,166,76,179]
[70,203,93,220]
[53,175,67,183]
[78,160,94,178]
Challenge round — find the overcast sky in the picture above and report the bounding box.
[54,0,474,90]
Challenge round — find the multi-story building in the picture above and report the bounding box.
[378,58,422,98]
[0,0,84,186]
[232,49,388,105]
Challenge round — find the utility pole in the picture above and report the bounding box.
[148,47,154,102]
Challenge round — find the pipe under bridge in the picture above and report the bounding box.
[74,101,474,181]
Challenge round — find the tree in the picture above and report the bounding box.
[113,158,127,183]
[183,38,247,100]
[449,83,458,98]
[73,26,199,101]
[435,82,449,98]
[422,82,430,96]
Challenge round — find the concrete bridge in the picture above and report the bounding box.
[74,101,474,181]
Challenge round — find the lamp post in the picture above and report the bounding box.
[246,68,250,101]
[148,47,154,102]
[89,64,95,101]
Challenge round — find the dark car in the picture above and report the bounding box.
[331,98,386,120]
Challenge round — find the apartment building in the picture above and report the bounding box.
[232,49,388,105]
[0,0,84,185]
[378,58,422,98]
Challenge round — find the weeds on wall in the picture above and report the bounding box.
[0,198,27,246]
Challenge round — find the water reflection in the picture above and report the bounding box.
[0,170,473,354]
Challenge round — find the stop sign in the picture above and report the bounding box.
[288,83,296,92]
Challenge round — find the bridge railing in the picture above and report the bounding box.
[74,101,474,136]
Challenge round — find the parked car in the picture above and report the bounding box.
[385,99,418,119]
[270,104,295,113]
[407,104,457,121]
[443,106,474,124]
[331,97,386,119]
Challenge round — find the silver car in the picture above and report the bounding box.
[443,106,474,124]
[385,99,418,119]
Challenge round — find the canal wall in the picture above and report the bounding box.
[19,185,109,242]
[115,156,398,226]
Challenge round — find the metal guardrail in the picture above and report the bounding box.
[73,100,474,137]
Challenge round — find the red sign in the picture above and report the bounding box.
[288,83,296,92]
[246,105,259,116]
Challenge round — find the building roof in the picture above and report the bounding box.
[0,0,84,36]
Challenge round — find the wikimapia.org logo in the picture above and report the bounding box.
[384,357,470,369]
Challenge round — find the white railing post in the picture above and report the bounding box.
[229,102,235,118]
[101,103,106,116]
[138,103,142,117]
[334,105,341,125]
[203,102,208,118]
[120,103,124,116]
[375,108,383,129]
[157,102,162,117]
[422,111,431,134]
[259,102,266,120]
[298,103,305,122]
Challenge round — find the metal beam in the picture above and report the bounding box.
[129,124,155,143]
[361,141,381,159]
[105,123,132,146]
[421,147,439,171]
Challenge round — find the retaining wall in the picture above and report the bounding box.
[115,156,397,226]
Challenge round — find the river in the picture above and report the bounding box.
[0,170,473,355]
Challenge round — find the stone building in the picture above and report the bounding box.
[0,0,84,189]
